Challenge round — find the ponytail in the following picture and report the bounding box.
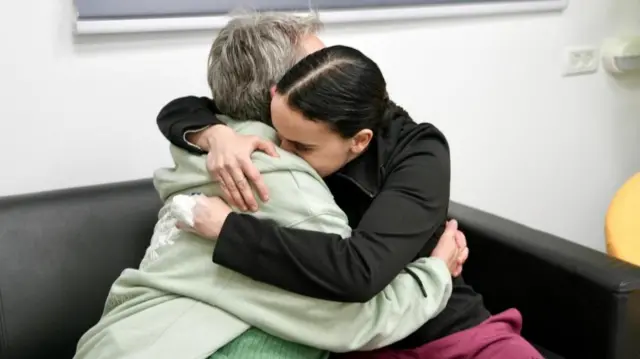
[379,98,408,131]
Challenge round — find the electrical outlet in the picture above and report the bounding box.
[562,47,599,76]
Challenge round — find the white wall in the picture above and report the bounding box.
[0,0,638,251]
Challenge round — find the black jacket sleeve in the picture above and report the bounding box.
[212,132,450,303]
[156,96,224,154]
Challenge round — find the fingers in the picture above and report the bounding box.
[229,163,258,212]
[213,167,233,206]
[207,153,233,204]
[449,247,461,275]
[241,159,269,204]
[446,219,458,231]
[455,229,467,249]
[451,247,469,277]
[219,166,246,211]
[205,136,274,212]
[216,180,233,205]
[458,247,469,264]
[452,250,465,276]
[433,220,468,276]
[210,155,252,211]
[443,219,458,239]
[253,137,279,158]
[452,264,463,278]
[431,223,460,274]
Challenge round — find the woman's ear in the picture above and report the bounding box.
[350,129,374,155]
[270,86,277,98]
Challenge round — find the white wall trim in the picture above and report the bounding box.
[75,0,569,35]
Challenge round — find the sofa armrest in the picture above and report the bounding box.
[449,202,640,359]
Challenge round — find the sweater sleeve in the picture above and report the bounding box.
[210,155,452,351]
[156,96,225,154]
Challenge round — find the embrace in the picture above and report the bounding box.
[74,12,543,359]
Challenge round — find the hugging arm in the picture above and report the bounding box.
[156,97,277,210]
[214,132,451,302]
[211,160,452,351]
[156,97,452,304]
[156,96,223,154]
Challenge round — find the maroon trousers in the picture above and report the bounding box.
[338,309,543,359]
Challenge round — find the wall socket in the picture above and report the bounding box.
[562,47,599,76]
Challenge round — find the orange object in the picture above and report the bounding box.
[606,172,640,266]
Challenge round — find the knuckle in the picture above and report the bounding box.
[213,164,224,173]
[236,179,248,190]
[245,170,261,181]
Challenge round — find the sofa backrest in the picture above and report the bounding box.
[0,179,161,359]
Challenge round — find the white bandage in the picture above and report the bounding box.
[170,194,198,228]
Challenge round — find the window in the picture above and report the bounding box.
[74,0,568,34]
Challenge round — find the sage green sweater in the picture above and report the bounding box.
[73,116,452,359]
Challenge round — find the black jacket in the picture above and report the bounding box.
[157,96,490,348]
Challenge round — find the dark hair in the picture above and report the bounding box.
[275,45,406,138]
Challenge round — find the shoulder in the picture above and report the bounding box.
[250,148,324,183]
[380,118,450,203]
[224,117,279,144]
[249,152,348,231]
[384,117,450,173]
[393,117,449,157]
[250,148,342,208]
[252,149,333,211]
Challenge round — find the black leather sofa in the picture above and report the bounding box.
[1,179,639,359]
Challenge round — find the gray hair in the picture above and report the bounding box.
[207,12,323,123]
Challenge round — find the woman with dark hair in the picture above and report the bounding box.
[158,45,543,359]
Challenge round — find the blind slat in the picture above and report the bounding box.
[75,0,537,20]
